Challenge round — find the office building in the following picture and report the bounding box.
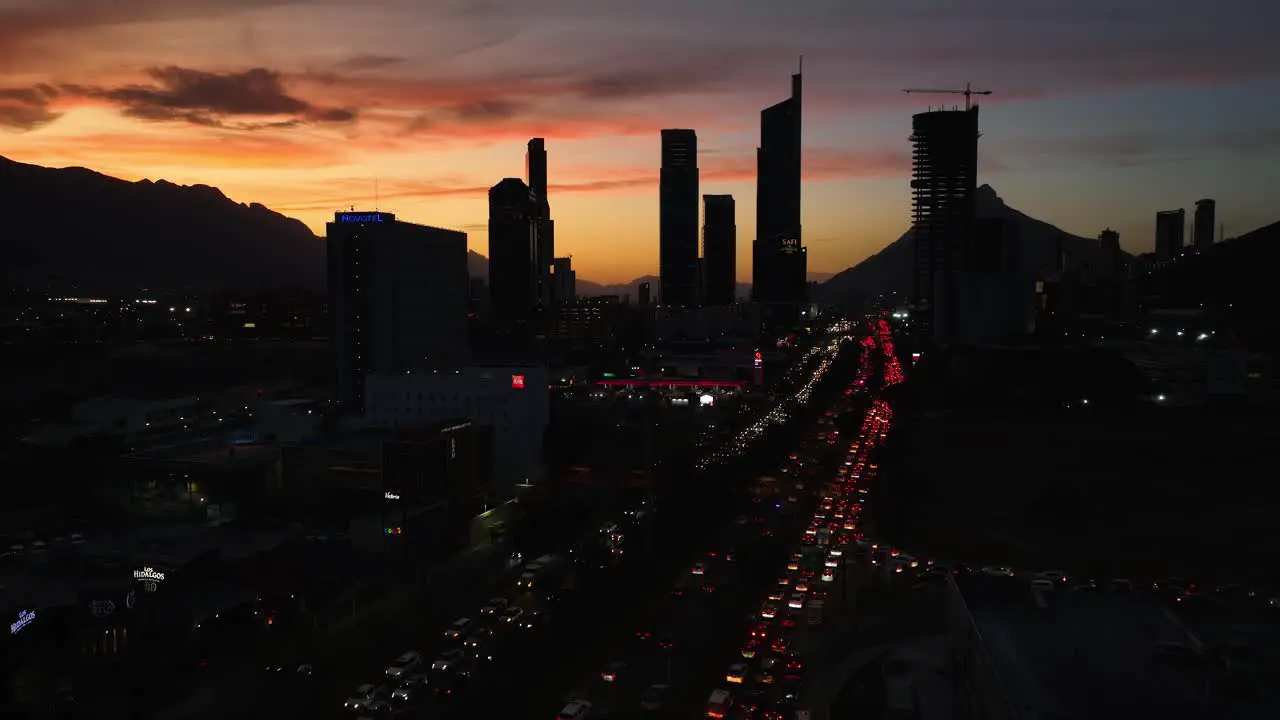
[659,129,700,307]
[488,179,539,328]
[1155,209,1185,260]
[910,107,981,344]
[1193,199,1216,250]
[327,211,469,414]
[526,138,555,308]
[752,69,806,312]
[1098,228,1120,255]
[702,194,737,305]
[638,281,651,309]
[552,256,575,304]
[364,365,549,488]
[554,296,623,347]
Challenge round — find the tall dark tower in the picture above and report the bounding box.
[752,64,805,318]
[526,138,554,309]
[702,194,737,305]
[1194,199,1216,250]
[910,106,980,345]
[1155,209,1185,259]
[488,178,538,329]
[659,129,700,307]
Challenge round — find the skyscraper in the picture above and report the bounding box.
[526,138,555,308]
[659,129,700,306]
[752,68,805,311]
[1155,209,1185,260]
[910,106,980,344]
[552,256,575,304]
[488,178,539,328]
[1194,199,1216,250]
[702,194,737,305]
[327,211,469,414]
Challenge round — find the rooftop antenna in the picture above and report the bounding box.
[798,54,803,74]
[375,177,379,211]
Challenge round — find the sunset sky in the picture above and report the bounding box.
[2,0,1278,283]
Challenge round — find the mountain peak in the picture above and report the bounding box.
[817,186,1123,304]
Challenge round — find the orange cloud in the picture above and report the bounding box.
[16,131,347,170]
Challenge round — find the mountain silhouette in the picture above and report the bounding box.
[0,154,328,292]
[817,185,1126,304]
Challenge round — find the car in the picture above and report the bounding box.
[760,604,778,619]
[725,663,748,684]
[384,651,422,680]
[462,627,494,651]
[741,640,762,659]
[702,582,717,593]
[671,582,687,597]
[391,674,427,703]
[445,617,472,639]
[432,670,470,699]
[639,683,669,711]
[556,699,592,720]
[821,570,835,583]
[500,606,523,623]
[657,633,675,650]
[766,588,785,602]
[635,628,653,641]
[431,649,466,672]
[788,594,805,610]
[357,699,392,719]
[794,579,809,593]
[771,637,792,654]
[692,562,707,575]
[601,661,625,683]
[756,657,778,684]
[343,684,379,711]
[706,689,734,718]
[518,610,547,629]
[479,597,508,615]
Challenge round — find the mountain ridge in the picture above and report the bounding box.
[814,184,1128,305]
[1,156,1122,302]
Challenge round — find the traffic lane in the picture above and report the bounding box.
[578,512,810,716]
[445,549,685,719]
[237,544,514,720]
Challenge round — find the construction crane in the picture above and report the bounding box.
[901,82,992,111]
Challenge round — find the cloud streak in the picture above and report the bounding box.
[269,147,906,213]
[61,66,356,130]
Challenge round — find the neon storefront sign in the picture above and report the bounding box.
[133,566,166,582]
[10,609,35,635]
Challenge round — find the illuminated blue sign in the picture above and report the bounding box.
[337,212,392,224]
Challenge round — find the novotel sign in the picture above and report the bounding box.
[133,566,166,582]
[336,212,394,224]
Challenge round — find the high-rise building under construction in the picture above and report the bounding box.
[911,106,980,344]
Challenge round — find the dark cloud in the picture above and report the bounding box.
[453,100,525,121]
[0,0,315,64]
[0,84,62,131]
[68,66,355,130]
[573,64,739,101]
[333,54,406,72]
[1020,128,1280,168]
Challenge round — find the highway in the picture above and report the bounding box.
[546,318,890,719]
[160,319,866,720]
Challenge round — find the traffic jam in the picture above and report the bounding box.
[699,321,903,720]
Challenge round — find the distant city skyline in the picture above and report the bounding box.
[1,1,1278,282]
